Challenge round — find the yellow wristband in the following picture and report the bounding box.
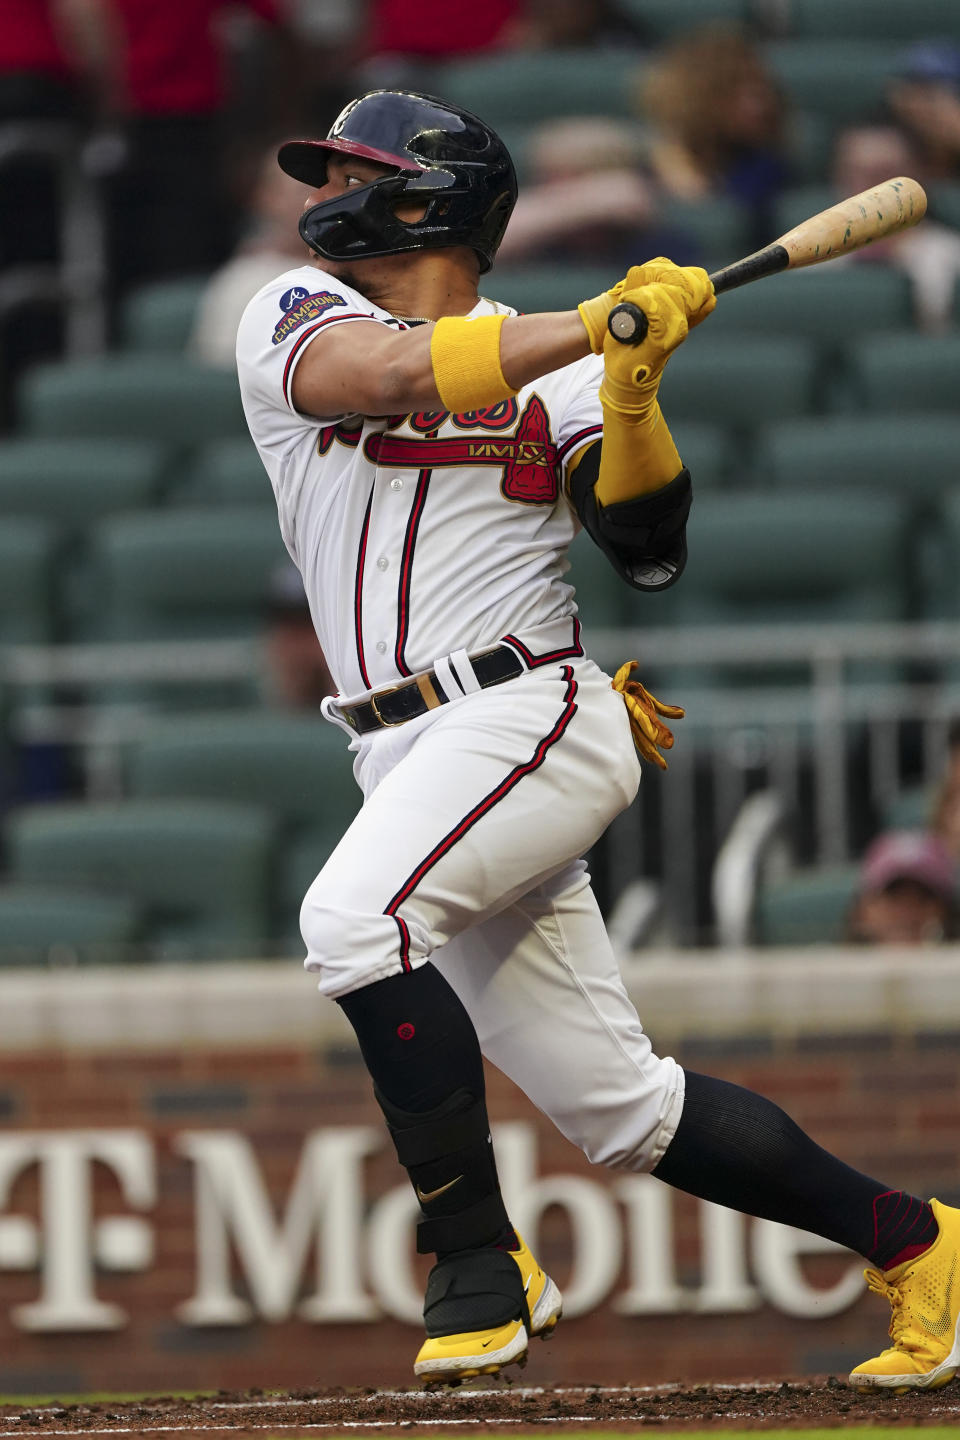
[430,314,518,413]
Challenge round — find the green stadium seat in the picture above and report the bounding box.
[19,355,246,448]
[671,421,736,487]
[926,491,960,619]
[127,709,361,939]
[435,50,642,128]
[0,518,58,642]
[788,0,960,41]
[0,884,141,965]
[844,333,960,414]
[5,799,275,954]
[566,531,632,629]
[928,182,960,233]
[87,505,287,642]
[771,184,833,242]
[754,864,860,945]
[176,437,272,506]
[881,785,936,831]
[120,275,209,352]
[486,263,620,315]
[709,265,913,342]
[659,336,821,425]
[0,438,168,524]
[617,0,751,36]
[657,195,753,272]
[761,40,902,123]
[280,823,351,947]
[127,709,359,827]
[642,493,909,690]
[784,111,837,186]
[754,416,960,504]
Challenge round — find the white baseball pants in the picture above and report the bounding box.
[302,656,684,1172]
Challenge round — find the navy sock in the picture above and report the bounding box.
[654,1070,937,1268]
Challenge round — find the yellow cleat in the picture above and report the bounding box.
[414,1232,562,1385]
[849,1199,960,1391]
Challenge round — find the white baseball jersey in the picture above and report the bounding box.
[236,263,604,699]
[235,261,682,1179]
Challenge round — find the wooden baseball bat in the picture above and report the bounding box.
[607,175,927,345]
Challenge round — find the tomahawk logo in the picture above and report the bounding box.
[499,395,558,505]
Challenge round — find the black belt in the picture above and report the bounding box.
[338,646,524,734]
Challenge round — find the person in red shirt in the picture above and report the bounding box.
[368,0,518,59]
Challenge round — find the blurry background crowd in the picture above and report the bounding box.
[2,0,960,961]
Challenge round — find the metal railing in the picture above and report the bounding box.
[3,621,960,944]
[0,121,108,356]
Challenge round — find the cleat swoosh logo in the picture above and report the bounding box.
[415,1175,463,1204]
[481,1338,496,1348]
[924,1256,957,1339]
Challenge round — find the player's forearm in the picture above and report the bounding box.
[294,310,591,418]
[498,310,592,387]
[373,310,590,413]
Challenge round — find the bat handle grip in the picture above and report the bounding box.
[607,301,648,345]
[607,265,731,345]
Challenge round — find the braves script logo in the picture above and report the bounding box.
[365,395,560,506]
[272,289,347,345]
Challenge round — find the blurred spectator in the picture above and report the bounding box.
[88,0,291,298]
[639,24,790,247]
[507,0,650,50]
[368,0,518,59]
[359,0,518,84]
[886,40,960,181]
[830,122,960,334]
[261,561,335,710]
[190,142,310,368]
[845,829,958,945]
[497,115,696,267]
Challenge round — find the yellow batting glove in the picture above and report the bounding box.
[600,270,716,416]
[578,257,713,354]
[612,661,685,770]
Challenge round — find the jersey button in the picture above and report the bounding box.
[377,556,389,570]
[376,641,387,654]
[390,477,403,491]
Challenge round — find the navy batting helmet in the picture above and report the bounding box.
[277,90,518,275]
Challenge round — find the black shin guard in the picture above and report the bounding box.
[378,1086,510,1255]
[338,966,510,1256]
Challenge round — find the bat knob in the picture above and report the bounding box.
[608,301,648,345]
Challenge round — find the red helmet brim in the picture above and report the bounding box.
[277,137,423,187]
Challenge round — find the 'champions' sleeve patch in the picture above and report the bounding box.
[272,288,347,345]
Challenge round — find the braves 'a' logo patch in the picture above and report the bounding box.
[500,395,556,504]
[272,290,346,345]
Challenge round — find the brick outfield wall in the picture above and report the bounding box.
[0,953,959,1396]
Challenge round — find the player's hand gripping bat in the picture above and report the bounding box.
[606,175,927,345]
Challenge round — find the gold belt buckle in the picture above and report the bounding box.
[369,682,405,728]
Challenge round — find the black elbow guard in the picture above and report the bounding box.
[570,442,691,592]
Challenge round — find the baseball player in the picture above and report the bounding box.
[237,89,960,1390]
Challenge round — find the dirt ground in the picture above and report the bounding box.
[2,1378,960,1437]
